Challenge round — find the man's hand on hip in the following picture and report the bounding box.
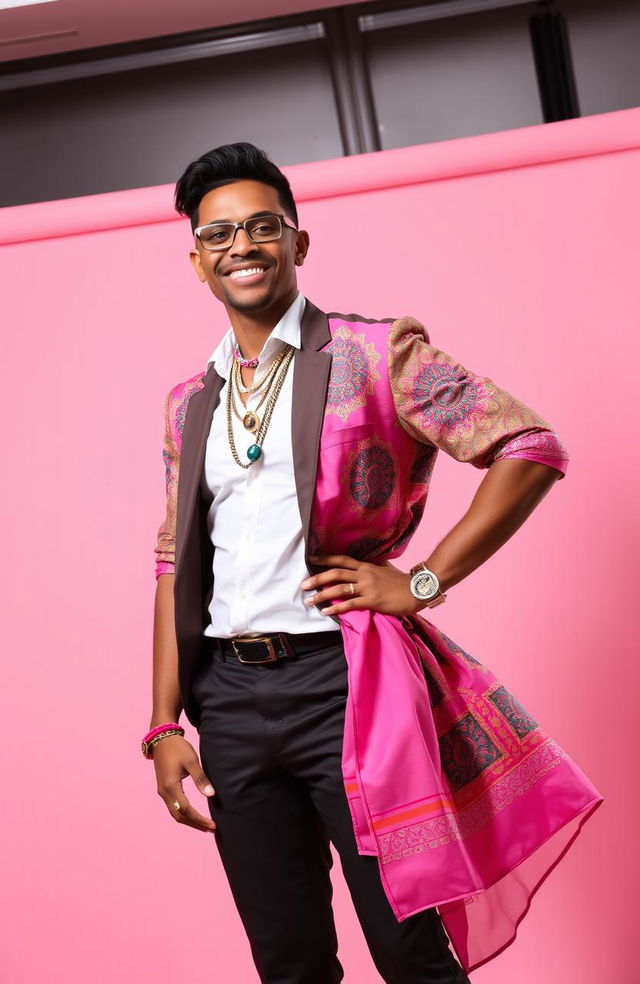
[301,554,425,617]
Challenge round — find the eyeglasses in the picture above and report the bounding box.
[194,213,298,252]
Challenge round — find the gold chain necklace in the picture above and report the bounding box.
[231,347,289,432]
[236,346,287,395]
[226,345,295,467]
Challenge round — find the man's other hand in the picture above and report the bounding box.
[153,735,217,833]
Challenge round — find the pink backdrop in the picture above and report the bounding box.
[2,107,637,983]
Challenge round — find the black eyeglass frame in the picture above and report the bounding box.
[193,212,299,252]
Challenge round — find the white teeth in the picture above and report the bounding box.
[228,267,265,279]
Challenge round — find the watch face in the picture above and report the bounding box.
[411,571,438,599]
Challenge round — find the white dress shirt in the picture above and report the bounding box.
[202,292,334,638]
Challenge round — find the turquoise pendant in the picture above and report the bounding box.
[247,444,262,462]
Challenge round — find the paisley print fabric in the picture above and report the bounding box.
[324,324,381,422]
[392,501,425,555]
[387,316,569,471]
[410,442,437,485]
[154,371,205,577]
[438,712,503,792]
[489,685,539,738]
[376,737,571,862]
[349,443,396,511]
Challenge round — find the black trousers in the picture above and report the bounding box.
[193,630,472,984]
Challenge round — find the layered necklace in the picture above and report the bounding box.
[227,342,295,468]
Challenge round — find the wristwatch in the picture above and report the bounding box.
[408,563,447,608]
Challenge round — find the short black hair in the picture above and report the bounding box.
[174,142,298,232]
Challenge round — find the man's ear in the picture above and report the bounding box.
[294,230,310,267]
[189,248,207,283]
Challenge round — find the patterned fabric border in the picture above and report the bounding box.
[378,739,568,863]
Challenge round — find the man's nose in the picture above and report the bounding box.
[230,227,258,255]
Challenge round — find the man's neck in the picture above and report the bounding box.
[227,290,299,360]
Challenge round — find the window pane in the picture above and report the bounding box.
[364,5,543,151]
[0,39,343,208]
[560,0,640,116]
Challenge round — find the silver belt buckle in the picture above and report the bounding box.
[232,635,279,664]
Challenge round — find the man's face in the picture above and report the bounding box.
[189,179,309,316]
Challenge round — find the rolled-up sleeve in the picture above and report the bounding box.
[154,387,179,578]
[387,316,569,479]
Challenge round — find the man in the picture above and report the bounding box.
[145,142,602,983]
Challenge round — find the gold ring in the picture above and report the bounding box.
[347,582,356,595]
[172,800,181,811]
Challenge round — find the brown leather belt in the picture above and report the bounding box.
[208,630,342,664]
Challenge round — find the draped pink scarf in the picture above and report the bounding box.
[308,314,603,973]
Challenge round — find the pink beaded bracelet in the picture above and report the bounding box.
[144,722,182,742]
[141,721,184,759]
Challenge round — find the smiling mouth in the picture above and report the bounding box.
[224,266,269,281]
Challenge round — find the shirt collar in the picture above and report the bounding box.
[206,292,306,381]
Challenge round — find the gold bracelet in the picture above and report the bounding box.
[147,730,184,754]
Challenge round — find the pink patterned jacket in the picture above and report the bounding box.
[155,315,568,576]
[154,304,602,974]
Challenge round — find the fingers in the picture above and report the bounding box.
[161,781,217,833]
[155,743,217,833]
[302,563,408,616]
[188,764,216,800]
[319,594,360,616]
[301,563,362,595]
[302,558,365,612]
[304,579,360,611]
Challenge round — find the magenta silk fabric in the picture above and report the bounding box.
[338,610,602,972]
[155,313,602,973]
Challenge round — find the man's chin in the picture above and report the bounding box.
[224,287,276,313]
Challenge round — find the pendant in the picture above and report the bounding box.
[247,444,262,462]
[243,411,260,432]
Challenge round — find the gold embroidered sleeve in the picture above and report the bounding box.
[154,387,179,578]
[387,316,569,473]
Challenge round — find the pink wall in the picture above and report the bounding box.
[1,107,638,983]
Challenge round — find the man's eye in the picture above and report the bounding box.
[208,229,229,240]
[253,222,278,235]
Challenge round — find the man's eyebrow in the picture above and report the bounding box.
[201,210,276,225]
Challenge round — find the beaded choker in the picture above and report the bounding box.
[232,342,259,368]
